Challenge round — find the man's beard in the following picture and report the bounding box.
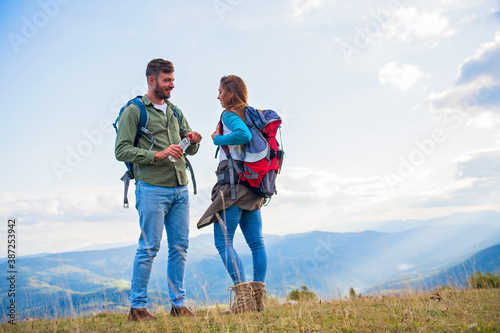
[154,83,170,100]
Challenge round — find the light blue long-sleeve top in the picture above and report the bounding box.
[213,111,251,146]
[213,111,252,162]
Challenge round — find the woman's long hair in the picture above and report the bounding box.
[220,75,248,119]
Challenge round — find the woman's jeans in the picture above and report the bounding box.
[214,205,268,284]
[129,181,190,308]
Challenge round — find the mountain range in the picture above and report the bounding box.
[1,210,499,321]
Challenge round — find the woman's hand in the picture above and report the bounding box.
[211,128,220,140]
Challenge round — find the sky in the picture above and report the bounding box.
[0,0,499,256]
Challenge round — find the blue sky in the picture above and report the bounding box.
[1,0,499,256]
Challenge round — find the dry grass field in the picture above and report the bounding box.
[2,288,499,332]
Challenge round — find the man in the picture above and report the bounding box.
[115,59,202,321]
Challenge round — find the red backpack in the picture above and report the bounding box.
[217,106,284,200]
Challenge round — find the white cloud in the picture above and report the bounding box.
[0,185,128,223]
[398,263,415,271]
[454,148,500,179]
[0,185,141,256]
[429,31,500,125]
[379,62,430,91]
[457,31,500,84]
[376,7,456,44]
[290,0,332,22]
[429,75,499,115]
[4,162,500,256]
[423,149,500,207]
[262,165,500,234]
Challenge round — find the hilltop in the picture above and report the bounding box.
[2,288,499,332]
[1,211,499,321]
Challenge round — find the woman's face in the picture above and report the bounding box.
[218,84,226,108]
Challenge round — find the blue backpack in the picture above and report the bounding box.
[113,96,197,208]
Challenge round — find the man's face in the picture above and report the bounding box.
[153,72,175,100]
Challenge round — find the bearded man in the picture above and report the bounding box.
[115,58,202,320]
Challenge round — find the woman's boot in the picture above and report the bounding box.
[250,282,266,311]
[228,282,256,313]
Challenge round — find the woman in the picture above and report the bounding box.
[197,75,268,313]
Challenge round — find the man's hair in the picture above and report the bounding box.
[146,59,174,79]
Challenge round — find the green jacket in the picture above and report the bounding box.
[114,95,199,188]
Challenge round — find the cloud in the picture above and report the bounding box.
[428,31,500,124]
[263,166,500,234]
[457,33,500,85]
[288,0,364,25]
[4,162,500,255]
[379,62,430,91]
[494,7,500,18]
[375,7,456,44]
[291,0,324,20]
[454,148,500,179]
[0,185,143,255]
[0,185,128,224]
[424,149,500,207]
[334,4,462,62]
[290,0,334,23]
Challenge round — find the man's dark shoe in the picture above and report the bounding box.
[128,307,158,322]
[170,306,195,317]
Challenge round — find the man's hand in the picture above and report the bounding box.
[154,144,184,161]
[154,132,201,161]
[187,131,202,144]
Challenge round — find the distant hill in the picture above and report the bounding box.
[348,210,500,233]
[370,243,500,292]
[1,211,499,321]
[0,252,51,264]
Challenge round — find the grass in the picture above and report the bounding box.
[1,288,499,332]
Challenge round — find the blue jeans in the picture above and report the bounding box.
[129,180,190,308]
[214,205,267,284]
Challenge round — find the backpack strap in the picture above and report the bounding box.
[220,145,239,200]
[120,170,133,208]
[114,96,155,152]
[218,111,244,200]
[114,96,155,208]
[171,105,188,136]
[131,97,155,150]
[214,112,224,159]
[168,100,197,195]
[184,157,197,195]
